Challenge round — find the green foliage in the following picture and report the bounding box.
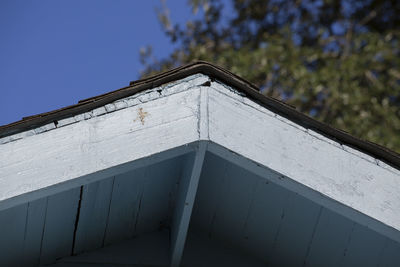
[140,0,400,152]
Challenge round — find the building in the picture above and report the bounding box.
[0,62,399,266]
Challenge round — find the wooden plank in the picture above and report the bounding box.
[207,85,400,242]
[207,159,260,247]
[0,204,27,266]
[268,192,321,266]
[103,168,146,245]
[104,156,187,247]
[73,177,114,255]
[190,152,229,235]
[181,231,265,267]
[339,223,387,266]
[22,198,47,266]
[0,88,201,211]
[379,239,400,267]
[170,142,207,267]
[241,176,291,261]
[57,230,170,266]
[304,208,354,267]
[40,188,81,265]
[133,157,182,235]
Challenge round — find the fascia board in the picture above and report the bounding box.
[0,78,208,211]
[206,81,400,243]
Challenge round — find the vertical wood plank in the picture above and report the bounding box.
[22,198,47,266]
[190,152,230,236]
[39,188,81,265]
[209,162,259,246]
[269,192,321,266]
[170,142,207,267]
[0,204,27,267]
[73,177,114,255]
[103,168,146,245]
[340,223,387,266]
[241,178,292,261]
[379,239,400,267]
[304,207,354,267]
[134,157,182,235]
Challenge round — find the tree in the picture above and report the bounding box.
[140,0,400,152]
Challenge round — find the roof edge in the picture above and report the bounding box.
[1,61,399,170]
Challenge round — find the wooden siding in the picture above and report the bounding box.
[186,152,400,267]
[0,150,399,267]
[0,75,399,267]
[208,81,400,242]
[0,155,186,266]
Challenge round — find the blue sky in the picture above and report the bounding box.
[0,0,196,126]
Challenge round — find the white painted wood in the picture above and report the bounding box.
[73,177,114,255]
[207,83,400,242]
[1,72,400,266]
[0,87,201,211]
[40,188,80,265]
[199,86,209,140]
[170,142,207,267]
[0,204,27,267]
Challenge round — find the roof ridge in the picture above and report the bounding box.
[1,61,399,169]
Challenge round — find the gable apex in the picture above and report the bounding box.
[1,61,399,171]
[1,62,400,265]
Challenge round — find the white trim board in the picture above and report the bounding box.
[207,81,400,243]
[1,75,400,244]
[0,80,206,210]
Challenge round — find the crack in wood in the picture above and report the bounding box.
[38,197,49,264]
[71,186,84,256]
[303,206,323,266]
[133,191,144,235]
[102,177,115,247]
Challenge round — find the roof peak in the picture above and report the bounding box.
[0,61,399,169]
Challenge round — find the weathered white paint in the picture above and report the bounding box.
[207,81,400,242]
[1,72,400,251]
[0,74,209,146]
[199,86,209,140]
[0,85,203,210]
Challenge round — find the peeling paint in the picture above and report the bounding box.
[0,74,209,145]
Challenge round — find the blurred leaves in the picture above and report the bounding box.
[141,0,400,152]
